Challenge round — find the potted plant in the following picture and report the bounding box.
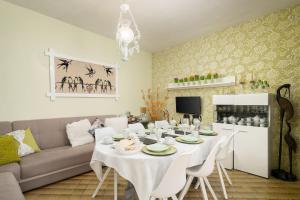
[183,77,188,85]
[179,78,184,86]
[174,77,179,83]
[200,75,205,84]
[212,73,219,83]
[189,75,195,85]
[195,75,199,81]
[206,73,212,83]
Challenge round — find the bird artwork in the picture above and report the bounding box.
[94,78,102,92]
[57,59,72,72]
[60,76,68,91]
[103,66,113,77]
[85,65,96,78]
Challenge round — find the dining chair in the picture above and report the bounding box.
[155,120,169,129]
[178,137,226,200]
[104,116,128,132]
[92,127,117,198]
[150,152,192,200]
[94,127,116,143]
[212,131,237,199]
[128,122,145,133]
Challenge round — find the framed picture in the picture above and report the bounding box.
[45,49,119,101]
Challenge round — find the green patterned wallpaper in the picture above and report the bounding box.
[153,5,300,177]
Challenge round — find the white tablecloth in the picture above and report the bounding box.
[90,135,221,200]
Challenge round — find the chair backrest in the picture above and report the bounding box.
[151,152,191,198]
[95,127,116,143]
[104,116,128,133]
[216,130,238,161]
[128,123,145,133]
[196,137,226,177]
[155,120,169,129]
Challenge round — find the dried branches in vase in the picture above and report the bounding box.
[141,87,169,121]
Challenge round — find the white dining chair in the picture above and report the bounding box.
[179,137,226,200]
[212,131,237,199]
[155,120,169,129]
[128,122,145,133]
[150,152,192,200]
[94,127,116,143]
[104,116,128,132]
[92,127,117,198]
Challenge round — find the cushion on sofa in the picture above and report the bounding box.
[20,143,94,179]
[0,135,20,165]
[0,172,25,200]
[66,119,94,147]
[0,162,21,181]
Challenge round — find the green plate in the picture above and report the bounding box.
[112,134,125,141]
[176,137,204,144]
[198,132,218,136]
[142,145,177,156]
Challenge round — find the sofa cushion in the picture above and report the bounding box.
[66,119,94,147]
[12,115,114,150]
[0,135,20,165]
[0,172,25,200]
[0,162,21,181]
[20,143,94,179]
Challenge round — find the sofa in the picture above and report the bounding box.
[0,115,113,192]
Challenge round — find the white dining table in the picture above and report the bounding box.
[90,133,222,200]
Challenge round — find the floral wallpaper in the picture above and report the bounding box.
[153,5,300,177]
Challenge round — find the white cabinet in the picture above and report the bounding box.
[234,126,270,178]
[212,93,273,178]
[213,123,234,169]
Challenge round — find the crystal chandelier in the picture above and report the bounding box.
[116,3,141,61]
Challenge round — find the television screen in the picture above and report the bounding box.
[176,96,201,115]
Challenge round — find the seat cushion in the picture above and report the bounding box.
[0,172,25,200]
[20,143,94,179]
[0,162,21,181]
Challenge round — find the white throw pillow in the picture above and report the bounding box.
[66,119,94,147]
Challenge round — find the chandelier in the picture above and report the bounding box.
[116,3,141,61]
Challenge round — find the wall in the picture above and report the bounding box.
[0,0,152,121]
[153,5,300,177]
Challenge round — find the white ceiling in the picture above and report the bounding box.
[4,0,300,52]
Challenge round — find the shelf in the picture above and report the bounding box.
[167,76,236,90]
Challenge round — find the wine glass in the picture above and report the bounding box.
[155,129,163,143]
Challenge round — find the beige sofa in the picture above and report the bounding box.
[0,115,113,192]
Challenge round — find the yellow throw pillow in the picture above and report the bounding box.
[0,135,20,165]
[23,128,41,152]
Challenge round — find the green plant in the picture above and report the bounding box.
[184,77,188,82]
[251,79,270,90]
[189,76,195,81]
[206,73,212,80]
[194,75,199,81]
[213,73,219,79]
[179,78,183,83]
[200,75,205,80]
[174,78,179,83]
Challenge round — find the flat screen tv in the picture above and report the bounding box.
[176,96,201,115]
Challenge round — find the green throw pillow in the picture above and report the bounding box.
[23,128,40,152]
[0,135,20,165]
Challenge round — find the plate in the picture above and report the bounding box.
[112,134,125,141]
[146,143,169,152]
[176,137,203,144]
[142,146,177,156]
[199,129,217,136]
[179,135,198,142]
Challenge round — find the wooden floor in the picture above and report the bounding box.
[25,169,300,200]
